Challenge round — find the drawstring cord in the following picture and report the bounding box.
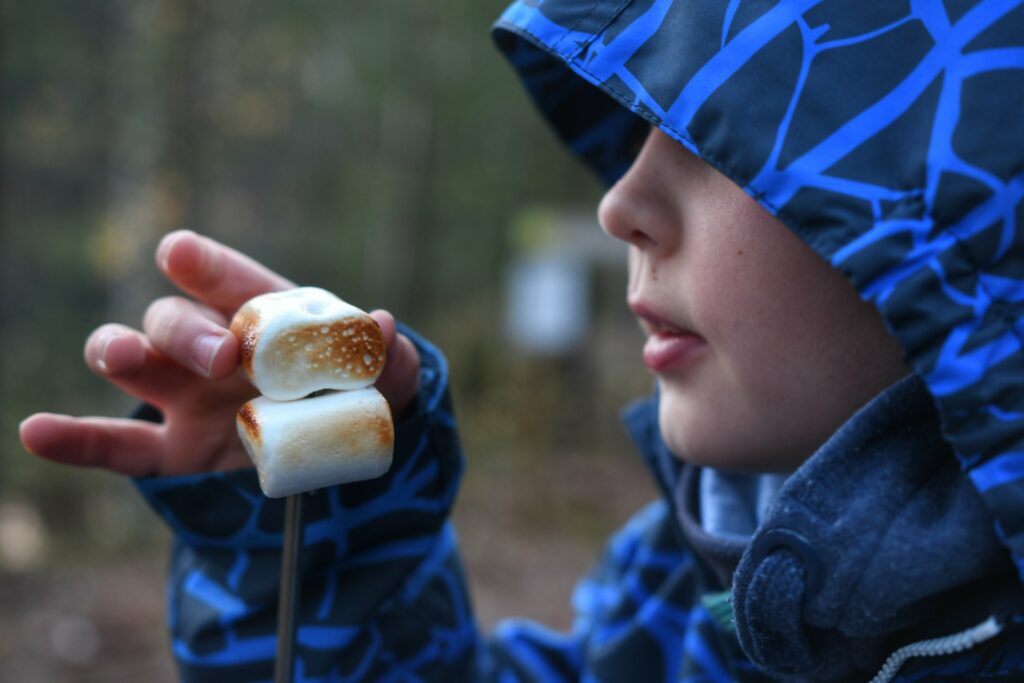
[867,615,1002,683]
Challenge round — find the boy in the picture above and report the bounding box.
[20,0,1024,680]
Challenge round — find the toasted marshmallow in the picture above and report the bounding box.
[231,287,386,401]
[236,388,394,498]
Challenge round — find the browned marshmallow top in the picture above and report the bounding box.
[230,287,386,401]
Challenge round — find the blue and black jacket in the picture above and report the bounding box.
[137,1,1024,680]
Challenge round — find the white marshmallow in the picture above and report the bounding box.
[236,388,394,498]
[231,287,386,401]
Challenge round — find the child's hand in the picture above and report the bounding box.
[19,230,421,477]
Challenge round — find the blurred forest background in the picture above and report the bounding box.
[1,1,658,680]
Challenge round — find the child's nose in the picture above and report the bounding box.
[598,172,673,255]
[598,182,655,248]
[597,128,679,254]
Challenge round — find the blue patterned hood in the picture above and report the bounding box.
[492,0,1024,584]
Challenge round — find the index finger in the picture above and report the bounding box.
[156,230,295,314]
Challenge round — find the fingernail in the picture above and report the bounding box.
[155,231,192,270]
[191,333,227,377]
[97,334,122,374]
[156,233,181,272]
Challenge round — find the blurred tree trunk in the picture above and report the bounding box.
[96,0,166,324]
[162,0,209,239]
[365,88,434,315]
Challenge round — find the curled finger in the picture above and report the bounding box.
[85,323,148,377]
[143,295,240,380]
[156,230,294,316]
[84,323,199,408]
[369,310,421,418]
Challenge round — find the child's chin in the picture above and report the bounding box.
[657,417,730,469]
[656,392,738,469]
[657,414,791,474]
[657,390,807,473]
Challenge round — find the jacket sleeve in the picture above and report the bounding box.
[481,501,700,682]
[135,326,477,681]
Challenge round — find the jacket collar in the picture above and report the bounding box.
[624,375,1020,680]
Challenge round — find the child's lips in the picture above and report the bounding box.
[642,329,706,373]
[629,300,706,373]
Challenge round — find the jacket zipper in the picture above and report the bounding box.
[867,615,1002,683]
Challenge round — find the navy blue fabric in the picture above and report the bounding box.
[492,0,1024,585]
[732,375,1016,679]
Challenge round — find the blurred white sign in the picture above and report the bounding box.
[506,253,587,355]
[504,208,626,355]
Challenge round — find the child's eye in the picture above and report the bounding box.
[623,124,651,159]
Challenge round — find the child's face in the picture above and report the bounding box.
[599,128,908,472]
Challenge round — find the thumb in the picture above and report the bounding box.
[369,310,421,419]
